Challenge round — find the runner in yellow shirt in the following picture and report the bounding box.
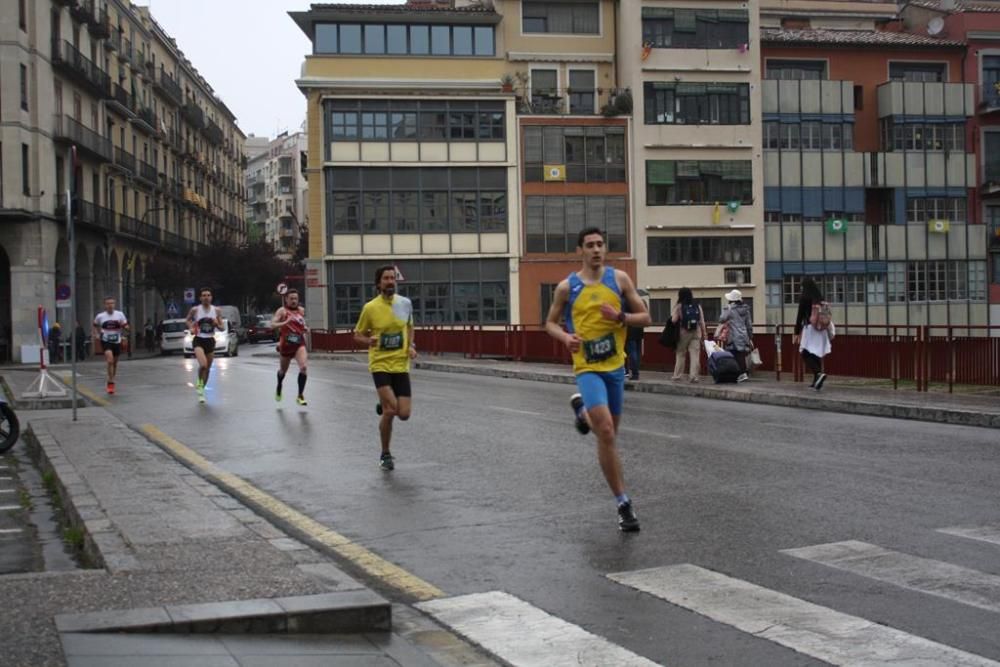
[353,265,416,471]
[545,227,651,532]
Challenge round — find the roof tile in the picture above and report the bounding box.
[761,27,965,47]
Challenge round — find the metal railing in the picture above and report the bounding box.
[51,39,110,96]
[138,160,158,184]
[203,119,224,145]
[52,115,113,161]
[114,147,136,173]
[109,82,134,114]
[157,67,184,104]
[118,214,161,244]
[182,100,205,129]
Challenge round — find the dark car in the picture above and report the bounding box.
[247,315,276,344]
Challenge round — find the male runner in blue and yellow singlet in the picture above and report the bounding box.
[545,227,651,532]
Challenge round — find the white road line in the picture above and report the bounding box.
[489,406,543,417]
[416,591,658,667]
[0,528,22,534]
[609,564,998,666]
[620,427,681,440]
[782,540,1000,613]
[0,505,21,511]
[938,525,1000,547]
[0,489,15,493]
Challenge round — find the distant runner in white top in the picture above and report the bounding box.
[92,297,129,395]
[186,287,223,403]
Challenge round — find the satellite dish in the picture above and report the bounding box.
[928,16,945,34]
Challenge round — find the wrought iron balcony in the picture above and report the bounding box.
[70,0,94,23]
[52,115,113,162]
[138,159,158,185]
[161,230,193,255]
[51,39,110,97]
[55,196,116,233]
[134,106,158,135]
[156,67,184,105]
[89,5,111,39]
[182,100,205,129]
[107,82,135,117]
[203,119,224,146]
[118,214,161,245]
[113,147,136,173]
[107,28,121,52]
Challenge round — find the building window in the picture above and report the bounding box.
[20,64,28,111]
[568,70,596,114]
[647,236,753,266]
[883,121,965,152]
[905,197,965,225]
[539,283,558,323]
[724,267,751,284]
[19,0,26,30]
[644,82,750,125]
[649,298,672,323]
[765,59,827,80]
[332,259,509,326]
[525,195,627,253]
[641,8,748,49]
[984,55,1000,108]
[314,23,495,57]
[888,62,946,82]
[782,275,803,305]
[523,1,599,35]
[21,144,30,195]
[985,132,1000,184]
[766,282,782,307]
[700,298,722,324]
[763,122,854,151]
[524,126,625,183]
[326,167,506,235]
[646,160,752,206]
[326,100,505,145]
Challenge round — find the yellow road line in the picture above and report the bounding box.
[140,424,444,602]
[58,373,109,407]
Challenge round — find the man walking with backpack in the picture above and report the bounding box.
[671,287,706,382]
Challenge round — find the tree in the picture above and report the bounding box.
[191,239,295,313]
[144,253,187,310]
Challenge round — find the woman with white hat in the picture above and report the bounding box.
[718,289,752,382]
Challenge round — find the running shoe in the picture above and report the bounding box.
[106,382,115,395]
[617,501,640,532]
[375,402,383,416]
[198,393,206,404]
[296,396,307,406]
[275,389,282,403]
[379,452,394,471]
[570,393,590,435]
[814,373,827,391]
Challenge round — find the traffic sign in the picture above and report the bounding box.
[166,301,180,318]
[393,265,405,281]
[277,283,288,295]
[56,284,71,308]
[183,288,196,304]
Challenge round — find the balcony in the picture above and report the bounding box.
[138,159,158,186]
[876,81,975,119]
[120,37,132,63]
[52,115,113,162]
[983,162,1000,199]
[762,79,855,115]
[70,0,94,24]
[113,147,136,173]
[162,230,193,255]
[118,214,161,245]
[89,6,111,39]
[134,49,146,73]
[134,106,158,135]
[156,67,184,106]
[51,40,110,97]
[107,82,135,117]
[517,87,623,116]
[981,82,1000,114]
[107,28,120,52]
[55,196,117,233]
[182,101,205,129]
[203,119,224,146]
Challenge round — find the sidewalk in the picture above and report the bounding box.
[0,402,495,666]
[301,352,1000,430]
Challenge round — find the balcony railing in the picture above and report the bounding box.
[70,0,94,23]
[107,28,120,52]
[162,230,193,255]
[121,37,132,63]
[108,82,135,116]
[982,81,1000,112]
[118,214,161,245]
[135,106,158,134]
[138,159,158,185]
[156,67,184,105]
[89,6,111,39]
[182,100,205,129]
[203,119,224,146]
[114,147,136,173]
[51,39,110,96]
[517,87,609,116]
[52,115,113,162]
[55,196,116,233]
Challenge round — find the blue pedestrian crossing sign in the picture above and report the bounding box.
[166,301,180,318]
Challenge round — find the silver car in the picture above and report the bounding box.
[159,319,190,355]
[183,319,239,357]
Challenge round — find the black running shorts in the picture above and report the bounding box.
[371,372,411,398]
[102,342,121,358]
[193,337,216,354]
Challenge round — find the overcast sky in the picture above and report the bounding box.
[134,0,403,140]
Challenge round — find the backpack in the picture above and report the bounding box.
[810,301,832,331]
[682,302,700,331]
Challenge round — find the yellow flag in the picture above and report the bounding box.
[712,202,721,225]
[928,219,951,234]
[543,165,566,182]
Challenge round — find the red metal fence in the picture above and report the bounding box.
[311,325,1000,392]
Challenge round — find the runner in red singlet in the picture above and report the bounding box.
[272,289,309,406]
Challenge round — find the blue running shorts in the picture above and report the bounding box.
[575,367,626,416]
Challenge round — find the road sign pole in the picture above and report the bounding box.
[67,147,78,421]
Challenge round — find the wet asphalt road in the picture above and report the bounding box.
[67,351,1000,665]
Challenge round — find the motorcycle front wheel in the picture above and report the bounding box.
[0,403,20,454]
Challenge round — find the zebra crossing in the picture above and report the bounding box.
[417,524,1000,666]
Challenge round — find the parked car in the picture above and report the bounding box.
[247,314,277,344]
[217,306,245,342]
[159,319,190,355]
[183,318,239,357]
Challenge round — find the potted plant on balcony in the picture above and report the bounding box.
[500,73,515,93]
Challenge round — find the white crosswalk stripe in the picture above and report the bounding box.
[938,525,1000,547]
[782,540,1000,613]
[416,591,659,667]
[609,564,999,666]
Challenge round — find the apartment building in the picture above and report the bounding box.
[761,0,988,329]
[0,0,247,361]
[245,131,308,258]
[505,0,634,325]
[901,0,1000,326]
[617,0,763,326]
[291,1,518,330]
